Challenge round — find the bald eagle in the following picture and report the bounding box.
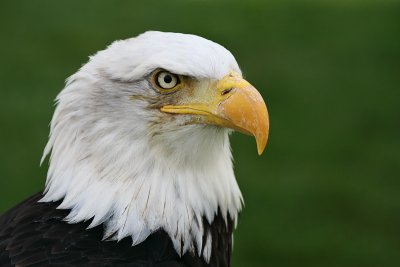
[0,31,269,267]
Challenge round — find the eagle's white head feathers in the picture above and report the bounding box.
[41,31,268,262]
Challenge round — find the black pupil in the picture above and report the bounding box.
[163,74,172,84]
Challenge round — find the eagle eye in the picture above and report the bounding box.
[154,71,180,91]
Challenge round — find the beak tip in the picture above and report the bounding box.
[256,137,267,156]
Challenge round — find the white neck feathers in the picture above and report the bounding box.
[40,72,243,261]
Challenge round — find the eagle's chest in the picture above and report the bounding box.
[0,193,233,267]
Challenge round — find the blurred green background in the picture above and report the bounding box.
[1,0,399,266]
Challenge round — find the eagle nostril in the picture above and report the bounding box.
[221,88,233,96]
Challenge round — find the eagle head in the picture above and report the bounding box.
[41,31,269,261]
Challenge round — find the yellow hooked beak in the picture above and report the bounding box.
[160,72,269,155]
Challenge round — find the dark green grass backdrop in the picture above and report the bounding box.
[1,0,399,266]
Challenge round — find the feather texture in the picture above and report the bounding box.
[0,193,234,266]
